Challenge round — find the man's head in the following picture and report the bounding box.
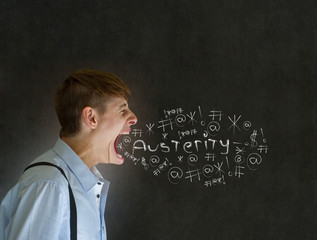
[55,69,137,165]
[55,69,131,137]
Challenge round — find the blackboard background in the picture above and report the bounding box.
[0,0,316,239]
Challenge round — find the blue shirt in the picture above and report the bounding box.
[0,138,110,240]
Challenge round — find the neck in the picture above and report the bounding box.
[61,134,97,169]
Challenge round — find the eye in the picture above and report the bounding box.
[121,109,126,115]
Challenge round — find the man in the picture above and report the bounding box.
[0,69,137,239]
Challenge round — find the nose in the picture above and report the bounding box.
[128,111,138,126]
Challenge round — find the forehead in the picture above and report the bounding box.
[104,96,128,110]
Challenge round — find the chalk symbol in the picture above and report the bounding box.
[123,136,131,146]
[145,123,155,135]
[234,155,244,164]
[168,167,184,184]
[164,108,183,118]
[247,153,262,170]
[202,164,214,178]
[235,146,246,155]
[177,156,184,163]
[257,145,268,153]
[243,121,252,131]
[175,114,187,127]
[162,133,168,140]
[116,143,123,151]
[261,128,267,143]
[157,118,174,132]
[205,153,215,162]
[141,157,149,171]
[234,165,245,178]
[158,164,164,171]
[165,157,171,166]
[203,130,208,138]
[250,130,258,148]
[208,110,223,121]
[158,160,169,171]
[228,114,241,134]
[204,180,212,187]
[207,121,220,135]
[131,156,139,165]
[149,155,160,167]
[131,129,143,137]
[198,105,203,118]
[187,154,198,166]
[187,111,198,126]
[153,169,161,176]
[185,169,201,182]
[178,129,197,139]
[214,162,225,176]
[226,156,230,169]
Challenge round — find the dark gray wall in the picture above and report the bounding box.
[1,0,316,239]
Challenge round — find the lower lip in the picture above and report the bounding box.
[117,156,124,163]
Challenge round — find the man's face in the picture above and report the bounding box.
[94,96,137,165]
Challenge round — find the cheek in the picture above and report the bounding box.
[98,118,125,138]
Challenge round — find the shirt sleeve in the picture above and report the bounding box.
[5,180,69,240]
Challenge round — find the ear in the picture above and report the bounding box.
[82,106,98,129]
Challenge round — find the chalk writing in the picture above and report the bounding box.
[164,108,183,118]
[168,167,183,184]
[209,110,223,121]
[228,114,241,134]
[185,168,202,182]
[243,121,252,131]
[116,105,269,188]
[146,123,155,135]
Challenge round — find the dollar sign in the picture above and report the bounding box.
[250,130,258,148]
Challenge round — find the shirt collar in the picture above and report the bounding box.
[52,138,110,192]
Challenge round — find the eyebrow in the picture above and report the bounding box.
[118,103,127,110]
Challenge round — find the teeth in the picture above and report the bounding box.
[117,153,122,158]
[121,132,129,135]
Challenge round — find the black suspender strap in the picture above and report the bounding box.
[24,162,77,240]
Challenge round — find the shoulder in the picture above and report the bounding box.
[0,176,69,240]
[21,149,70,190]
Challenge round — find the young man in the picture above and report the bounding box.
[0,69,137,240]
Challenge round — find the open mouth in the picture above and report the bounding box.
[114,135,122,158]
[114,130,130,159]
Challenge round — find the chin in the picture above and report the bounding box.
[107,148,125,165]
[114,159,124,165]
[107,154,124,165]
